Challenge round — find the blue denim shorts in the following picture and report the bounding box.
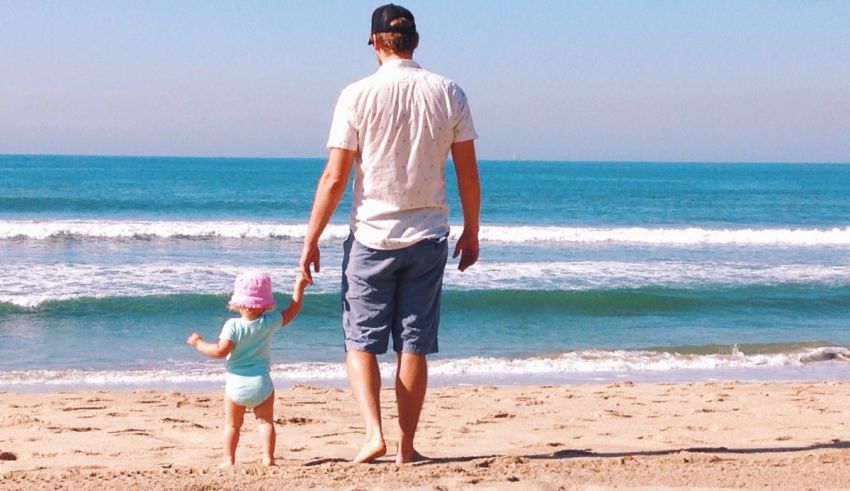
[341,233,448,355]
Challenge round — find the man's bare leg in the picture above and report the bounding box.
[395,352,428,464]
[346,350,387,462]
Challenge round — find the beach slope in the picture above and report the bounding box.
[2,382,850,490]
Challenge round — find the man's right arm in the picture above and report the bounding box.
[450,139,480,272]
[299,148,356,282]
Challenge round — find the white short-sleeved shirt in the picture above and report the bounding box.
[327,59,477,250]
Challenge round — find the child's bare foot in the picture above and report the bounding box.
[262,457,276,466]
[218,461,235,469]
[353,438,387,463]
[396,449,428,465]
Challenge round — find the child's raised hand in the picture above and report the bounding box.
[186,333,202,347]
[281,273,309,327]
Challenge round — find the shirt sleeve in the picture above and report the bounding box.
[219,319,238,342]
[326,87,360,150]
[450,84,478,143]
[262,312,284,332]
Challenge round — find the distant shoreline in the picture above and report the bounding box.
[2,153,849,165]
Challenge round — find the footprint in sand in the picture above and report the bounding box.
[2,415,43,426]
[47,426,101,433]
[108,428,152,437]
[310,430,359,439]
[177,397,212,408]
[72,450,101,456]
[515,399,544,407]
[275,417,320,425]
[32,452,58,458]
[60,406,107,412]
[161,417,206,429]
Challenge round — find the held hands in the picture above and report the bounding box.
[282,272,310,327]
[453,229,479,272]
[293,271,311,292]
[292,271,313,302]
[298,242,320,284]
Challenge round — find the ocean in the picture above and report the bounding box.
[2,155,850,391]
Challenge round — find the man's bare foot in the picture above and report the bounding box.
[353,439,387,463]
[396,449,428,465]
[218,461,235,469]
[261,457,276,466]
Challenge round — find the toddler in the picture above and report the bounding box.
[187,271,309,466]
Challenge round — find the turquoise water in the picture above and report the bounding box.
[2,155,850,390]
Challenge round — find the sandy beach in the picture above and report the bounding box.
[1,381,849,490]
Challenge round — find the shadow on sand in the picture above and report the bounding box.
[385,439,850,466]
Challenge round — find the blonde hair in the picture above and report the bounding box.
[227,303,270,320]
[375,17,419,54]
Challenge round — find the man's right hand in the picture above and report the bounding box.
[298,148,356,285]
[299,243,321,284]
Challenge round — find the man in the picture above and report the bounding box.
[299,3,480,465]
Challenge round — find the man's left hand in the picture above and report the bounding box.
[299,243,321,283]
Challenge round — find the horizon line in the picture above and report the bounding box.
[1,152,848,166]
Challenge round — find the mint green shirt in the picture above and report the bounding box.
[218,313,281,377]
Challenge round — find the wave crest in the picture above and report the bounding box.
[2,346,848,389]
[3,220,850,245]
[3,262,850,308]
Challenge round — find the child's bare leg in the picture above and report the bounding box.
[252,391,276,466]
[222,396,246,466]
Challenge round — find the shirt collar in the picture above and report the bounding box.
[378,59,421,71]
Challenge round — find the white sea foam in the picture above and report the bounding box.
[447,261,850,291]
[477,225,850,246]
[2,347,848,388]
[428,346,850,375]
[2,260,849,308]
[3,220,850,246]
[0,220,350,241]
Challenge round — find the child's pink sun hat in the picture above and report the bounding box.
[229,271,275,309]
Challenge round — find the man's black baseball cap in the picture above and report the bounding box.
[368,4,416,45]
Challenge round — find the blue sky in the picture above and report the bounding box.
[1,1,848,162]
